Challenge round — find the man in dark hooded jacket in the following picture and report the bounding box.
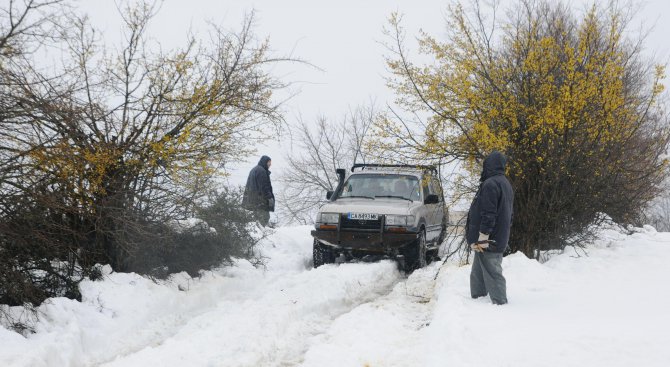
[242,155,275,226]
[466,151,514,305]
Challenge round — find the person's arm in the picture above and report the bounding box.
[479,180,500,236]
[260,171,273,200]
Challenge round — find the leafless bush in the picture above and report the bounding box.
[645,178,670,232]
[1,0,292,329]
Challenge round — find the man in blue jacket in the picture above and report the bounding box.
[242,155,275,226]
[466,151,514,305]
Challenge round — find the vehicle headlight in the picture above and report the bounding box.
[318,213,340,224]
[385,215,415,226]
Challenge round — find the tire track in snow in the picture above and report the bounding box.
[79,265,287,367]
[96,261,403,367]
[298,262,443,367]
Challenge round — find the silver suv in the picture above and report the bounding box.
[311,164,448,271]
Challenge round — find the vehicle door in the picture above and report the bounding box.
[429,175,446,242]
[422,173,442,242]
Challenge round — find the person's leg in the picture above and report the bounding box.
[470,251,488,298]
[260,210,270,226]
[480,252,507,305]
[255,210,270,226]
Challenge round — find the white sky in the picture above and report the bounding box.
[76,0,670,188]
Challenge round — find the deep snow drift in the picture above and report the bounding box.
[1,224,669,367]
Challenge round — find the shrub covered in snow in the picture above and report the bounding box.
[0,0,282,331]
[0,187,267,333]
[106,188,268,278]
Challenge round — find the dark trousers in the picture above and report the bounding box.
[470,251,507,304]
[255,210,270,226]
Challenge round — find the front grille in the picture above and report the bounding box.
[340,214,383,230]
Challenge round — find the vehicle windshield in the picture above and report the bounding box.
[338,174,421,201]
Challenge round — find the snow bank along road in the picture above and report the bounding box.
[1,224,670,367]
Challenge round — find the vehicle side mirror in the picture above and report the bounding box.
[326,190,334,200]
[424,194,439,204]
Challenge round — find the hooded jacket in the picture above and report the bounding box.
[242,156,275,212]
[466,151,514,253]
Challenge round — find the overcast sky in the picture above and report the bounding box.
[76,0,670,188]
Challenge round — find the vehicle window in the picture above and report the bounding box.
[430,176,443,202]
[340,174,421,201]
[422,175,431,198]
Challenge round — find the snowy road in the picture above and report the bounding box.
[1,226,409,367]
[2,224,670,367]
[92,225,445,367]
[98,262,402,367]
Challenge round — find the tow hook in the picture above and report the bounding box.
[396,254,406,271]
[335,253,347,264]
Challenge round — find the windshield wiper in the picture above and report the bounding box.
[374,195,413,202]
[339,195,375,200]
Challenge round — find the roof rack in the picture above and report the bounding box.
[351,163,438,173]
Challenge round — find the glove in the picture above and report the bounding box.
[470,243,484,253]
[477,232,490,249]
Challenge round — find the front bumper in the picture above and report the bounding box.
[311,228,419,252]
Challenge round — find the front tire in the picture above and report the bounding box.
[401,229,427,273]
[313,240,336,268]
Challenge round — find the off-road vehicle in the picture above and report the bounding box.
[311,164,448,271]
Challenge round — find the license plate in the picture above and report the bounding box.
[348,213,378,221]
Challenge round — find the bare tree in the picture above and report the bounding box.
[278,105,375,224]
[1,0,73,331]
[0,0,68,57]
[645,175,670,232]
[1,0,295,325]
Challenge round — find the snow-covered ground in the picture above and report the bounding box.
[2,224,670,367]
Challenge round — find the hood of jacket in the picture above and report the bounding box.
[480,151,507,181]
[258,155,272,171]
